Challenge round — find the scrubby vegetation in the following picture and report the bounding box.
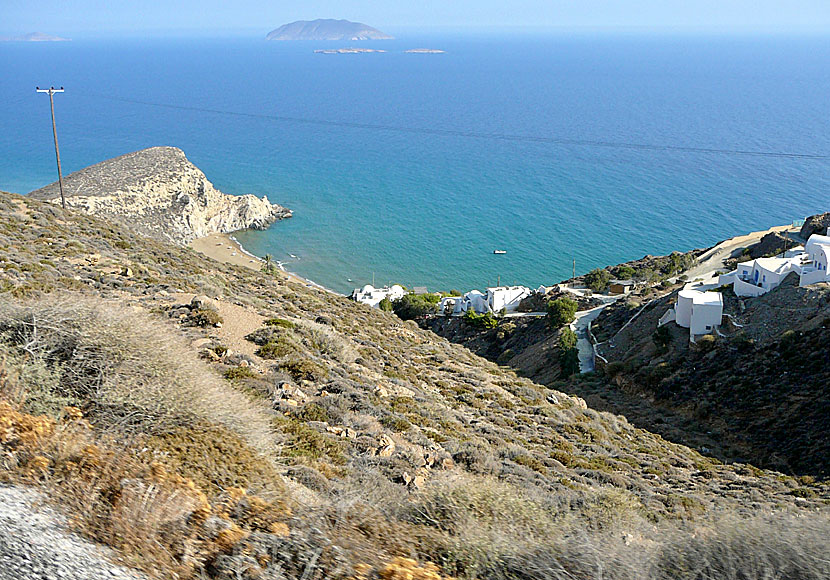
[392,293,440,320]
[0,191,828,579]
[584,268,612,292]
[547,296,577,327]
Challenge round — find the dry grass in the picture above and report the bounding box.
[0,296,276,454]
[0,363,291,579]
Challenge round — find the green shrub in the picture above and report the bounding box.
[378,297,393,312]
[298,402,331,423]
[463,309,498,329]
[279,358,326,382]
[559,327,578,350]
[392,294,439,320]
[256,337,297,359]
[263,318,295,329]
[224,366,257,381]
[547,297,577,328]
[584,268,612,292]
[380,414,412,432]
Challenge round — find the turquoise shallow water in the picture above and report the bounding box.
[1,34,829,293]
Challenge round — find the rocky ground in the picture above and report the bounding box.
[0,485,148,580]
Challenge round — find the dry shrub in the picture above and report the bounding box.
[0,398,291,579]
[294,319,357,364]
[653,512,830,580]
[0,295,276,453]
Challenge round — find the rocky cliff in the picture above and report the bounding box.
[28,147,291,245]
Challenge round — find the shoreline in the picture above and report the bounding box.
[189,232,336,293]
[190,220,801,302]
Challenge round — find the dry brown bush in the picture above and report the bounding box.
[0,295,276,454]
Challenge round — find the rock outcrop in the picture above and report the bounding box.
[29,147,291,246]
[801,212,830,239]
[266,19,393,41]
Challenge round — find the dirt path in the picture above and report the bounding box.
[683,224,799,281]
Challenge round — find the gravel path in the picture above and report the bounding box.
[0,485,149,580]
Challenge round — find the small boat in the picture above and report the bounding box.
[347,278,353,283]
[493,250,507,254]
[289,254,299,259]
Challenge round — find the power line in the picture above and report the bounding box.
[76,91,830,162]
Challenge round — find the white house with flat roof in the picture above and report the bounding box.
[730,234,830,296]
[486,286,531,313]
[660,286,723,342]
[351,284,406,308]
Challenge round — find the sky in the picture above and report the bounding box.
[3,0,830,37]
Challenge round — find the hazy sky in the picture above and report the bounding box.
[3,0,830,36]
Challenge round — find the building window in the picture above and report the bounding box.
[705,325,711,330]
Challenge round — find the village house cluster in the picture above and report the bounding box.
[727,234,830,297]
[660,233,830,342]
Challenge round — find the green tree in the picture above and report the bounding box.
[378,297,393,312]
[614,265,636,279]
[558,328,580,376]
[547,297,578,328]
[392,294,439,320]
[584,268,612,293]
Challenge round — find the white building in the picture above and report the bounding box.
[351,284,406,308]
[486,286,531,313]
[438,289,495,316]
[731,234,830,297]
[800,234,830,287]
[659,286,723,342]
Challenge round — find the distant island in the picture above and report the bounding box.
[266,19,393,41]
[314,47,386,54]
[0,32,70,42]
[405,49,446,54]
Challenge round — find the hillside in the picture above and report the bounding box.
[0,190,828,579]
[592,274,830,477]
[29,147,291,245]
[266,19,393,41]
[428,232,830,479]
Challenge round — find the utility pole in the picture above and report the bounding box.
[36,86,66,209]
[572,258,576,286]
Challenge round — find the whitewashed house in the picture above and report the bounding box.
[730,234,830,296]
[659,286,723,342]
[486,286,531,313]
[800,234,830,287]
[438,290,495,316]
[351,284,406,308]
[466,290,492,314]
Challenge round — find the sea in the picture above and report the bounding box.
[2,33,829,294]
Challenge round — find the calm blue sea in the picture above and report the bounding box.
[2,34,829,293]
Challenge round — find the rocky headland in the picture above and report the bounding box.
[266,19,393,41]
[28,147,291,246]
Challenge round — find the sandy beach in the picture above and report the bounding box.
[189,232,312,287]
